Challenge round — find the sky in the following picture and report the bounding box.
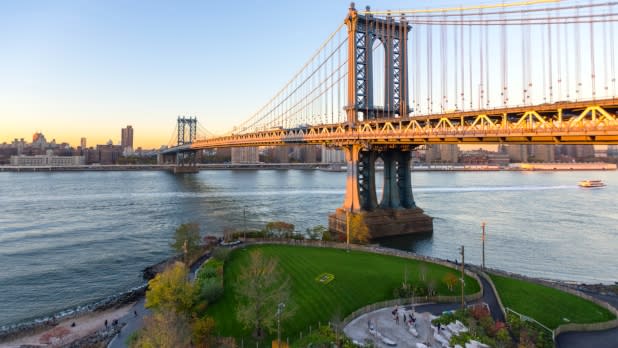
[0,0,422,148]
[0,0,606,149]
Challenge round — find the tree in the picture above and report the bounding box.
[191,316,216,348]
[306,225,328,240]
[235,250,293,338]
[170,223,202,262]
[145,262,195,315]
[443,272,459,292]
[131,310,192,348]
[348,214,369,243]
[264,221,295,238]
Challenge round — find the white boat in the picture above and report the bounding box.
[578,179,606,188]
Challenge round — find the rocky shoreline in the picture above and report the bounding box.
[0,284,145,344]
[0,252,193,345]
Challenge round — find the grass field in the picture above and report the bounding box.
[489,273,616,329]
[207,244,480,341]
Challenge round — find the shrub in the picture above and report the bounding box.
[470,303,490,320]
[199,277,224,304]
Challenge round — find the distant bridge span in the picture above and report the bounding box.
[190,99,618,149]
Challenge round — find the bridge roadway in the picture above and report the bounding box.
[186,99,618,150]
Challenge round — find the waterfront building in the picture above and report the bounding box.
[10,152,85,166]
[559,144,595,160]
[231,147,259,163]
[460,149,510,166]
[97,144,123,164]
[321,146,345,163]
[506,144,529,162]
[292,145,319,163]
[425,144,459,164]
[529,145,555,162]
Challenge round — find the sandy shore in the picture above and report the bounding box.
[1,304,134,348]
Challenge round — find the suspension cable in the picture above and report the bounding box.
[590,0,597,99]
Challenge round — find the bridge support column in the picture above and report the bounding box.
[329,145,432,240]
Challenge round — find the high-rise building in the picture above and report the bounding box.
[506,145,529,162]
[80,137,87,149]
[321,146,345,163]
[231,147,259,163]
[425,144,459,163]
[121,125,134,153]
[529,145,555,162]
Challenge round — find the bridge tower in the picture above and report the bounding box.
[329,3,433,239]
[174,116,199,174]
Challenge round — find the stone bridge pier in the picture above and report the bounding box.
[328,144,433,240]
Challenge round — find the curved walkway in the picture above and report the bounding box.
[476,269,618,348]
[107,252,211,348]
[555,290,618,348]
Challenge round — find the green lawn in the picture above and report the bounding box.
[489,273,616,329]
[207,244,480,341]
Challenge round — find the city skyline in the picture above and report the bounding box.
[1,0,442,148]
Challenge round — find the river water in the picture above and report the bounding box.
[0,169,616,327]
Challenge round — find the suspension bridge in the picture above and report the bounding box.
[161,0,618,239]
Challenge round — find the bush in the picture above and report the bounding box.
[291,325,358,348]
[432,309,467,326]
[198,277,224,304]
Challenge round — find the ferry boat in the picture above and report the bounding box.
[578,180,606,188]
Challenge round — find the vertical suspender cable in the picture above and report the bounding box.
[338,29,341,122]
[485,16,489,108]
[565,15,571,99]
[384,16,395,117]
[501,15,507,106]
[415,20,421,114]
[557,12,562,101]
[460,11,465,111]
[589,1,596,99]
[527,22,532,103]
[541,21,547,103]
[331,35,334,123]
[387,16,391,116]
[611,3,616,96]
[479,10,484,109]
[441,15,447,112]
[575,8,582,100]
[428,23,433,114]
[603,13,609,97]
[548,11,553,103]
[454,22,458,110]
[521,13,527,104]
[469,23,473,110]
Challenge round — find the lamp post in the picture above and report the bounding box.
[481,221,486,270]
[243,206,247,241]
[276,302,285,347]
[345,210,350,250]
[460,245,465,311]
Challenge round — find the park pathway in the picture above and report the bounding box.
[107,252,211,348]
